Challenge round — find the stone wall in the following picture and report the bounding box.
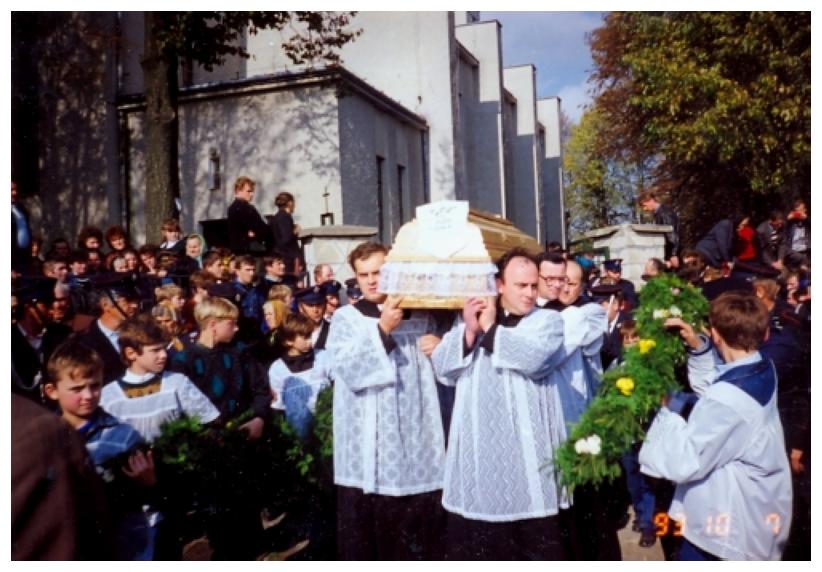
[300,224,378,286]
[576,223,672,288]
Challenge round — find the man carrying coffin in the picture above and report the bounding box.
[431,247,567,560]
[326,241,447,560]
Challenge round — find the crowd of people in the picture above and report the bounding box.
[11,179,810,561]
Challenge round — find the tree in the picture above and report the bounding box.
[141,12,360,241]
[563,106,649,239]
[587,12,810,244]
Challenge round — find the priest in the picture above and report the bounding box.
[431,247,567,559]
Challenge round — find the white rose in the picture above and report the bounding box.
[669,305,682,317]
[575,438,591,455]
[653,309,669,319]
[587,435,602,456]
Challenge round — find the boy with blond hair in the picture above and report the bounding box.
[169,296,271,438]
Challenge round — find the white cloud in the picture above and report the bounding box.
[558,81,593,124]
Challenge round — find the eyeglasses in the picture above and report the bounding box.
[540,275,567,284]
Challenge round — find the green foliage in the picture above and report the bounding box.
[563,107,649,239]
[588,12,810,242]
[555,273,709,489]
[150,11,361,70]
[277,385,334,484]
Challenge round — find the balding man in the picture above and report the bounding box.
[432,248,567,559]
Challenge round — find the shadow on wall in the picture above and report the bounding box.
[178,80,342,234]
[16,12,116,246]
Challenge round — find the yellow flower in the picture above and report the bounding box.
[639,339,657,354]
[616,377,635,396]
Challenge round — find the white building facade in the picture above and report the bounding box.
[16,11,566,247]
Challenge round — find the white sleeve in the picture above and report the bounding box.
[327,307,397,393]
[175,375,220,424]
[639,397,750,483]
[490,309,565,378]
[430,317,471,386]
[268,361,286,410]
[687,335,721,396]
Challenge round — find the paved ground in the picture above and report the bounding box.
[618,507,665,561]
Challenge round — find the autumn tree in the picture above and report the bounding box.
[142,12,359,241]
[563,106,650,239]
[587,12,810,243]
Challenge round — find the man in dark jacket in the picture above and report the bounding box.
[756,210,786,269]
[639,191,680,269]
[227,176,272,255]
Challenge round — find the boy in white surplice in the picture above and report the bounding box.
[327,242,448,560]
[431,248,568,560]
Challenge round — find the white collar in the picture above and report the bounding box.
[121,370,162,384]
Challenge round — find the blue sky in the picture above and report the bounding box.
[483,11,606,124]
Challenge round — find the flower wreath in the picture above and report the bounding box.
[554,273,710,488]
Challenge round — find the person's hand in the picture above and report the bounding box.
[663,317,701,349]
[240,416,265,441]
[293,224,302,236]
[478,296,497,332]
[247,230,256,238]
[790,449,805,474]
[462,297,485,334]
[419,335,441,357]
[122,450,157,488]
[379,295,404,335]
[668,255,680,269]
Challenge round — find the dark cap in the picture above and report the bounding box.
[603,259,623,273]
[13,277,57,305]
[588,283,622,303]
[294,285,326,305]
[345,277,362,299]
[320,280,342,297]
[91,272,140,300]
[207,282,243,304]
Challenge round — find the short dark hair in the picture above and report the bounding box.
[263,254,285,266]
[709,292,769,352]
[77,225,103,249]
[638,190,660,204]
[279,313,316,344]
[496,247,538,280]
[235,255,256,269]
[161,218,181,232]
[768,210,784,222]
[348,242,389,272]
[536,251,566,267]
[275,191,295,208]
[118,314,170,361]
[202,251,221,268]
[646,257,666,274]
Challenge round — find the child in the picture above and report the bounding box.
[614,320,657,549]
[639,292,792,560]
[168,296,271,439]
[166,296,272,559]
[100,314,219,442]
[268,313,331,438]
[158,218,184,255]
[43,339,156,560]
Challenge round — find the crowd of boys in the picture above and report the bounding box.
[11,179,809,561]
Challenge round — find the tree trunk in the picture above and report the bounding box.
[141,12,179,243]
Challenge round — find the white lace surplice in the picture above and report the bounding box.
[327,305,446,496]
[545,304,608,434]
[431,308,567,522]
